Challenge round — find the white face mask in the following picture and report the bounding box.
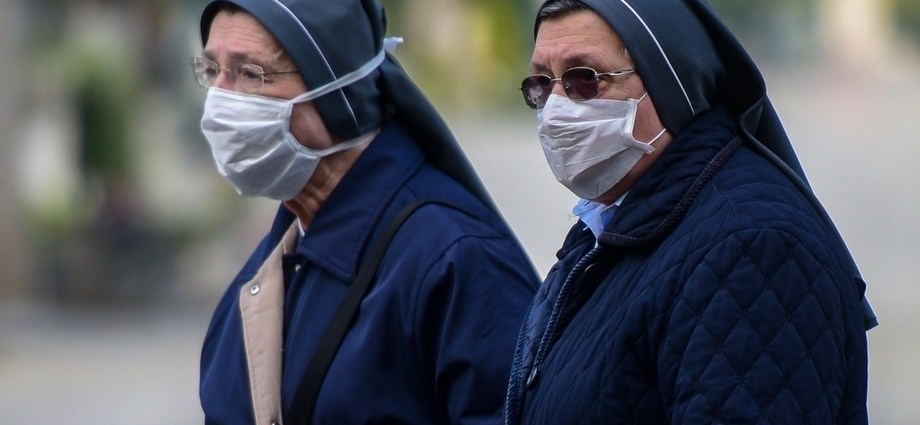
[537,93,666,200]
[200,49,387,200]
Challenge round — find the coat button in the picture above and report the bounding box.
[250,284,261,295]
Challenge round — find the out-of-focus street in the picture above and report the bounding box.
[0,299,210,424]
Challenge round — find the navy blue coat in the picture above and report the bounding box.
[506,108,871,424]
[200,122,539,424]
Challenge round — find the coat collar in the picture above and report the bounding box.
[599,106,740,248]
[265,121,425,282]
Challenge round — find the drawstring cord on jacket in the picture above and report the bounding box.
[505,245,604,425]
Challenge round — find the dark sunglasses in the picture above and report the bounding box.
[520,67,635,109]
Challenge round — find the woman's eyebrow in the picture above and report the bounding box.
[201,48,269,67]
[531,51,602,75]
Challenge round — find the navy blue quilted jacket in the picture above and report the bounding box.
[506,107,872,424]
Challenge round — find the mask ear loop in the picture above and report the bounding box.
[383,36,404,53]
[634,92,667,147]
[280,47,391,127]
[644,127,667,146]
[302,132,375,157]
[287,48,389,107]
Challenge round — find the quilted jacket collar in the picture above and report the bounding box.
[599,106,741,249]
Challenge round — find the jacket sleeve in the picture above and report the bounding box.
[412,233,539,425]
[661,227,857,424]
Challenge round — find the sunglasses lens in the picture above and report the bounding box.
[562,68,599,101]
[521,75,552,109]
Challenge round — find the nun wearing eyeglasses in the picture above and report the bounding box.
[505,1,877,424]
[192,1,540,424]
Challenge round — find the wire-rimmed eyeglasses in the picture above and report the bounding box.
[191,56,299,95]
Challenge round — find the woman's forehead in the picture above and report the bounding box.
[204,11,284,64]
[532,10,628,72]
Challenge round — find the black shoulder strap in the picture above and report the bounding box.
[287,199,455,424]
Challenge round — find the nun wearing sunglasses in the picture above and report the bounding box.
[507,1,877,424]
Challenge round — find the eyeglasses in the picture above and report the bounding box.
[520,67,635,109]
[191,56,299,95]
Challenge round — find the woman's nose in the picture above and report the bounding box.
[212,70,234,91]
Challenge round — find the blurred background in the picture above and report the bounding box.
[0,0,917,423]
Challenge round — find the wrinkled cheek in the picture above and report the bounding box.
[289,103,333,150]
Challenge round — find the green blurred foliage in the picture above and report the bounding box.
[466,0,534,106]
[75,57,134,183]
[892,0,920,42]
[379,0,534,110]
